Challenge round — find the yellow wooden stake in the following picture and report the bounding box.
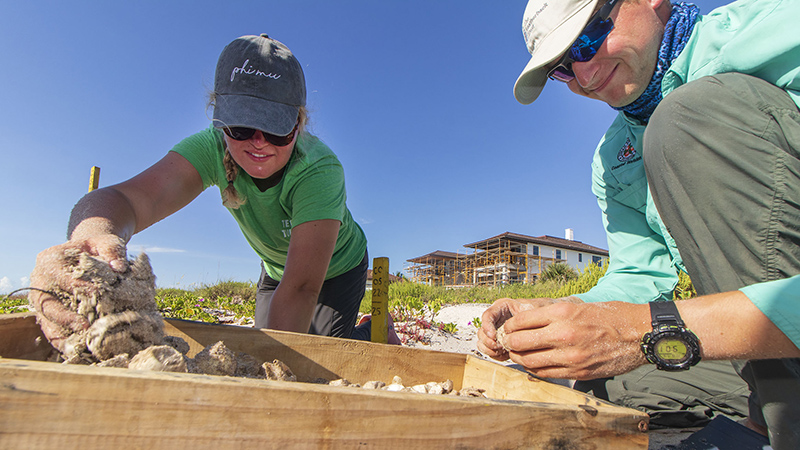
[88,166,100,192]
[371,257,389,344]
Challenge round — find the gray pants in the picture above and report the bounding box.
[255,250,368,339]
[574,360,750,428]
[644,73,800,448]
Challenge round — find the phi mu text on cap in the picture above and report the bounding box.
[213,34,306,136]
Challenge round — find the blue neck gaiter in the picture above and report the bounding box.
[613,2,700,123]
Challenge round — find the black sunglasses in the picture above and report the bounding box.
[547,0,620,83]
[223,123,298,147]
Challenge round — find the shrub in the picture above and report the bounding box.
[194,280,257,303]
[154,281,256,323]
[0,295,30,314]
[539,262,579,283]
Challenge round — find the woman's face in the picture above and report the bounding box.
[224,128,297,179]
[566,0,667,107]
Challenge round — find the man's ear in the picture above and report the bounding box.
[650,0,673,24]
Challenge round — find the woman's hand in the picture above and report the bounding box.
[29,234,128,352]
[30,151,203,351]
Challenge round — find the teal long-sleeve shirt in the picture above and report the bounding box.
[575,0,800,348]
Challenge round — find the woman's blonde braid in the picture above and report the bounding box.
[221,148,246,209]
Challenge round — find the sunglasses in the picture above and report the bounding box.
[547,0,620,83]
[223,123,298,146]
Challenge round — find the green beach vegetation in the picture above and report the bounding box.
[1,263,694,329]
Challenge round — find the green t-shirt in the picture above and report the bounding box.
[170,126,367,281]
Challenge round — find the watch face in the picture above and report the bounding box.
[654,336,690,363]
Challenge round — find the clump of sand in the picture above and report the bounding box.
[32,249,164,364]
[30,249,290,378]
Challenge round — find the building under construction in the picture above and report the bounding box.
[405,230,608,287]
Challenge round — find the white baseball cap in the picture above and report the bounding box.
[513,0,601,104]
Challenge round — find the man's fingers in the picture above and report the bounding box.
[477,326,509,360]
[507,300,541,315]
[501,309,549,335]
[481,298,517,330]
[477,341,510,361]
[502,300,577,334]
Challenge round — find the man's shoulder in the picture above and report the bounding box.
[666,0,797,92]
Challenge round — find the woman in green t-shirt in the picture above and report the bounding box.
[29,34,398,350]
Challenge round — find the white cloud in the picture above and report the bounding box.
[0,277,12,295]
[143,247,187,253]
[20,276,29,287]
[130,246,187,254]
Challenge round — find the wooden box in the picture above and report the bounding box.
[0,312,648,449]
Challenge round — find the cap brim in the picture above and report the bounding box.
[213,94,299,136]
[513,1,598,105]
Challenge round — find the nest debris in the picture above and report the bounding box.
[495,323,511,353]
[32,249,164,364]
[31,250,490,395]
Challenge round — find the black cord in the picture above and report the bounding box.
[3,287,61,299]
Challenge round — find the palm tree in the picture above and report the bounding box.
[539,262,578,283]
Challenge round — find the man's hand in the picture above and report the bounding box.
[29,235,128,352]
[490,300,651,380]
[477,297,575,360]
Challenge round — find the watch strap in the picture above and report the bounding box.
[642,301,702,370]
[649,300,686,327]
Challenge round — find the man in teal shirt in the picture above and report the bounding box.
[477,0,800,447]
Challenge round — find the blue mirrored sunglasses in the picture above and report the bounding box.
[547,0,620,83]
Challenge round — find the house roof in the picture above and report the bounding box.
[406,250,465,263]
[464,231,608,256]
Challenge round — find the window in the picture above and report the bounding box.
[592,255,603,267]
[578,253,583,262]
[556,250,562,260]
[532,246,539,256]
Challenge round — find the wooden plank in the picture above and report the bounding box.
[0,359,647,449]
[0,313,57,361]
[463,356,612,407]
[0,313,649,448]
[163,318,469,387]
[462,356,649,437]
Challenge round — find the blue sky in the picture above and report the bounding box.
[0,0,729,293]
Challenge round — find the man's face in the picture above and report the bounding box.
[565,0,667,107]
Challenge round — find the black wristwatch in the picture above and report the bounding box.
[641,301,701,371]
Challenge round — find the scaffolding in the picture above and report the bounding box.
[406,231,607,287]
[405,251,469,287]
[463,235,560,286]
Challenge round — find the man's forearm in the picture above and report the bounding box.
[676,291,800,360]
